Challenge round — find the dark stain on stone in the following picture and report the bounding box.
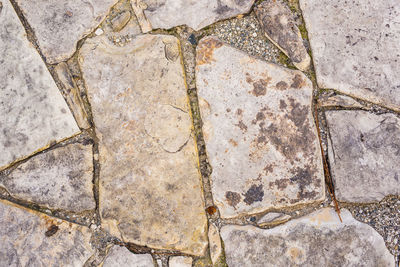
[257,135,267,144]
[264,164,274,174]
[236,120,248,132]
[269,178,290,190]
[215,0,233,14]
[197,38,224,65]
[166,183,178,192]
[243,184,264,205]
[226,191,241,207]
[290,166,318,200]
[252,111,265,124]
[279,100,287,109]
[251,79,270,96]
[276,81,288,90]
[226,108,231,112]
[290,74,306,89]
[236,108,243,116]
[45,224,59,237]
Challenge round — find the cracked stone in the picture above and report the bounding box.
[0,0,79,171]
[102,245,154,267]
[142,0,255,31]
[79,34,208,255]
[221,208,395,266]
[257,212,291,227]
[300,0,400,110]
[326,110,400,202]
[0,199,94,266]
[169,256,193,267]
[196,37,324,218]
[255,0,310,71]
[0,143,95,212]
[15,0,118,63]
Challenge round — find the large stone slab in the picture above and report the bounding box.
[221,208,395,266]
[142,0,255,31]
[0,200,94,266]
[0,0,79,171]
[326,110,400,202]
[300,0,400,110]
[102,246,154,267]
[0,143,95,212]
[15,0,117,63]
[79,34,208,255]
[196,37,324,218]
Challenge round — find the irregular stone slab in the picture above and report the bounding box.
[131,0,152,33]
[300,0,400,110]
[255,0,310,71]
[143,0,255,31]
[0,0,79,171]
[79,34,208,255]
[103,246,153,267]
[196,37,324,218]
[169,256,193,267]
[318,92,363,109]
[0,200,94,266]
[257,212,291,227]
[208,223,223,265]
[221,208,395,266]
[15,0,118,63]
[0,143,95,212]
[326,110,400,202]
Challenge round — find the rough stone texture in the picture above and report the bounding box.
[0,0,79,171]
[221,208,395,266]
[131,0,152,33]
[15,0,118,63]
[142,0,255,31]
[102,246,154,267]
[255,0,310,71]
[169,256,193,267]
[79,34,208,255]
[196,37,324,218]
[257,212,291,227]
[326,110,400,202]
[300,0,400,110]
[0,200,94,266]
[208,223,223,265]
[0,143,95,212]
[318,92,363,109]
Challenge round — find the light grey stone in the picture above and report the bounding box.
[79,34,208,255]
[257,212,291,227]
[0,199,94,266]
[300,0,400,110]
[169,256,192,267]
[196,37,324,218]
[103,246,153,267]
[318,92,363,109]
[221,208,395,266]
[15,0,118,63]
[326,110,400,202]
[0,143,95,212]
[255,0,310,71]
[142,0,255,30]
[0,0,79,171]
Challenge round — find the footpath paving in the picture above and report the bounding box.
[0,0,399,266]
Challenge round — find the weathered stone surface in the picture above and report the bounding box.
[257,212,291,227]
[131,0,152,33]
[0,200,94,266]
[169,256,193,267]
[208,223,223,265]
[142,0,255,31]
[221,208,395,266]
[15,0,117,63]
[79,34,208,255]
[300,0,400,110]
[0,143,95,212]
[196,37,324,218]
[255,0,310,71]
[318,92,363,109]
[326,110,400,202]
[0,0,79,171]
[102,246,153,267]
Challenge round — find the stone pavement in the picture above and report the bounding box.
[0,0,399,266]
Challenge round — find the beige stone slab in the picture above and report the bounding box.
[79,34,208,255]
[0,199,94,266]
[169,256,193,267]
[0,0,79,171]
[196,37,324,218]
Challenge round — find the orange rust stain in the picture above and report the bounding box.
[229,139,238,147]
[196,38,223,66]
[206,206,217,215]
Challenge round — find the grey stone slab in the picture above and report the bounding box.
[103,246,153,267]
[169,256,192,267]
[196,37,324,218]
[15,0,118,63]
[300,0,400,110]
[142,0,255,30]
[79,34,208,255]
[326,110,400,202]
[221,208,395,267]
[255,0,310,71]
[0,0,79,171]
[0,199,94,266]
[0,143,95,212]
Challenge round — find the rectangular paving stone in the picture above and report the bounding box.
[0,0,80,171]
[196,37,325,218]
[300,0,400,110]
[79,34,208,256]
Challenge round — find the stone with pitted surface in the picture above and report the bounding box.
[102,245,154,267]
